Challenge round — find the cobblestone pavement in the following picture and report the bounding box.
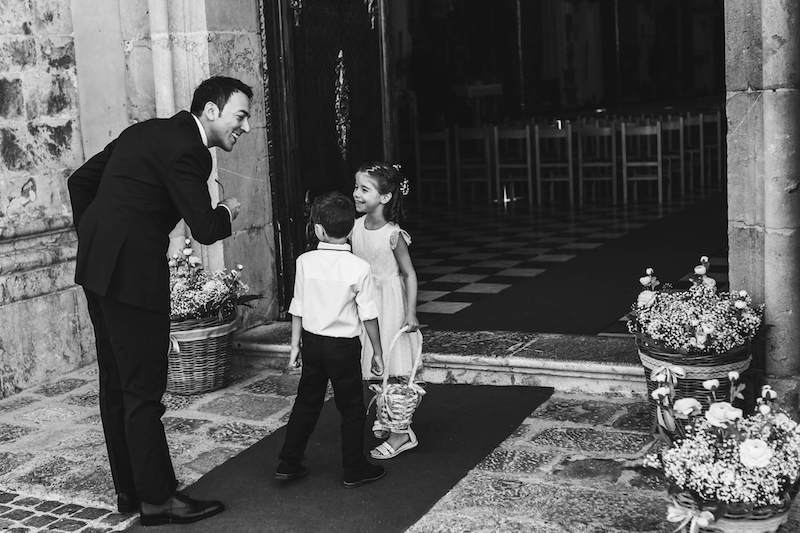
[1,363,799,531]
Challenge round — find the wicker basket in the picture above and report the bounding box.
[167,310,237,395]
[368,327,425,433]
[636,334,751,421]
[670,488,793,533]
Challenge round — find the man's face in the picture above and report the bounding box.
[206,91,251,151]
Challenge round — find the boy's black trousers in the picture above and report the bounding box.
[279,331,367,472]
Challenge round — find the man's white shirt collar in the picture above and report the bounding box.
[191,113,209,148]
[317,242,351,251]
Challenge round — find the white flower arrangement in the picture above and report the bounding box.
[628,256,763,355]
[645,371,800,514]
[168,239,254,322]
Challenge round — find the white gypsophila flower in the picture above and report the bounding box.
[740,439,774,468]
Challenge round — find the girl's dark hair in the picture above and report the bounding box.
[357,161,406,224]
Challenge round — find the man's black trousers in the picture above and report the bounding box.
[84,290,178,504]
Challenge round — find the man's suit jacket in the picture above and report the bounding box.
[68,110,232,314]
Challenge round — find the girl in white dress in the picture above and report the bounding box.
[351,161,422,459]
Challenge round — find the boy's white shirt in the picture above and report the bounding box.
[288,242,378,338]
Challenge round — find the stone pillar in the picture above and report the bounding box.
[761,1,800,387]
[727,0,800,408]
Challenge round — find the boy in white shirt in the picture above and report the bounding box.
[275,192,386,488]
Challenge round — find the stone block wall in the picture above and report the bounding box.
[0,0,95,397]
[0,0,278,397]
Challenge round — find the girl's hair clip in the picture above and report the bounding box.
[400,177,410,196]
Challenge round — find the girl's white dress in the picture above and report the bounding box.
[351,216,421,380]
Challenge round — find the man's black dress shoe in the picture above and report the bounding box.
[139,492,224,526]
[274,461,309,481]
[117,493,139,514]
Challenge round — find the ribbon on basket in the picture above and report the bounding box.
[366,326,425,433]
[667,501,715,533]
[168,321,237,355]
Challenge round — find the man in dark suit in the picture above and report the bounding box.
[67,76,252,526]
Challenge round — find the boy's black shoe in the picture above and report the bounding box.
[274,462,309,481]
[342,463,386,488]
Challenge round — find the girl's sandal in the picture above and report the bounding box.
[370,429,418,459]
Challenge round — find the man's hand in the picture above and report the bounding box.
[371,351,384,376]
[288,345,301,370]
[219,197,241,220]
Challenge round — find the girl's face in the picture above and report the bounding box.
[353,172,390,214]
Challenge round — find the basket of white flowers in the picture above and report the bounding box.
[167,239,255,395]
[645,374,800,533]
[627,256,763,421]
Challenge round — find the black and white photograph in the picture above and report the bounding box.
[0,0,798,531]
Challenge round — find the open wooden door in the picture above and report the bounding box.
[260,0,391,314]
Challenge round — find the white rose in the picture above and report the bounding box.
[651,386,670,400]
[702,379,720,391]
[700,255,709,263]
[759,404,771,415]
[734,300,747,309]
[645,267,654,275]
[739,290,748,298]
[237,264,244,270]
[188,256,202,266]
[673,398,702,419]
[182,248,193,256]
[637,290,657,308]
[739,438,774,468]
[728,371,740,382]
[639,276,652,286]
[694,265,707,275]
[774,413,797,430]
[705,402,743,427]
[702,323,715,334]
[703,276,716,288]
[184,238,191,245]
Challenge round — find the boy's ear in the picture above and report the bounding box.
[380,191,392,205]
[313,223,326,241]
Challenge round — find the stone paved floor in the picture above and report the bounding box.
[1,363,800,532]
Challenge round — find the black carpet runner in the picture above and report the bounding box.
[426,195,727,333]
[129,384,552,533]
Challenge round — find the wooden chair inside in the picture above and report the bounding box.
[493,124,533,207]
[621,121,663,205]
[454,126,493,206]
[534,123,574,207]
[576,122,617,206]
[413,128,452,207]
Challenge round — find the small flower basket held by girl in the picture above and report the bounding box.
[627,256,763,422]
[645,373,800,533]
[367,326,425,440]
[167,239,256,394]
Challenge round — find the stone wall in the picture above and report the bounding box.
[0,0,94,397]
[0,0,278,397]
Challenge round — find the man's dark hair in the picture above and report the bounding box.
[190,76,253,116]
[310,192,355,239]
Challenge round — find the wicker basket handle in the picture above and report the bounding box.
[381,326,424,389]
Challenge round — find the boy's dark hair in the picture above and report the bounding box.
[311,191,355,239]
[190,76,253,116]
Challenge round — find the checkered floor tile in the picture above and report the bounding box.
[403,194,720,328]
